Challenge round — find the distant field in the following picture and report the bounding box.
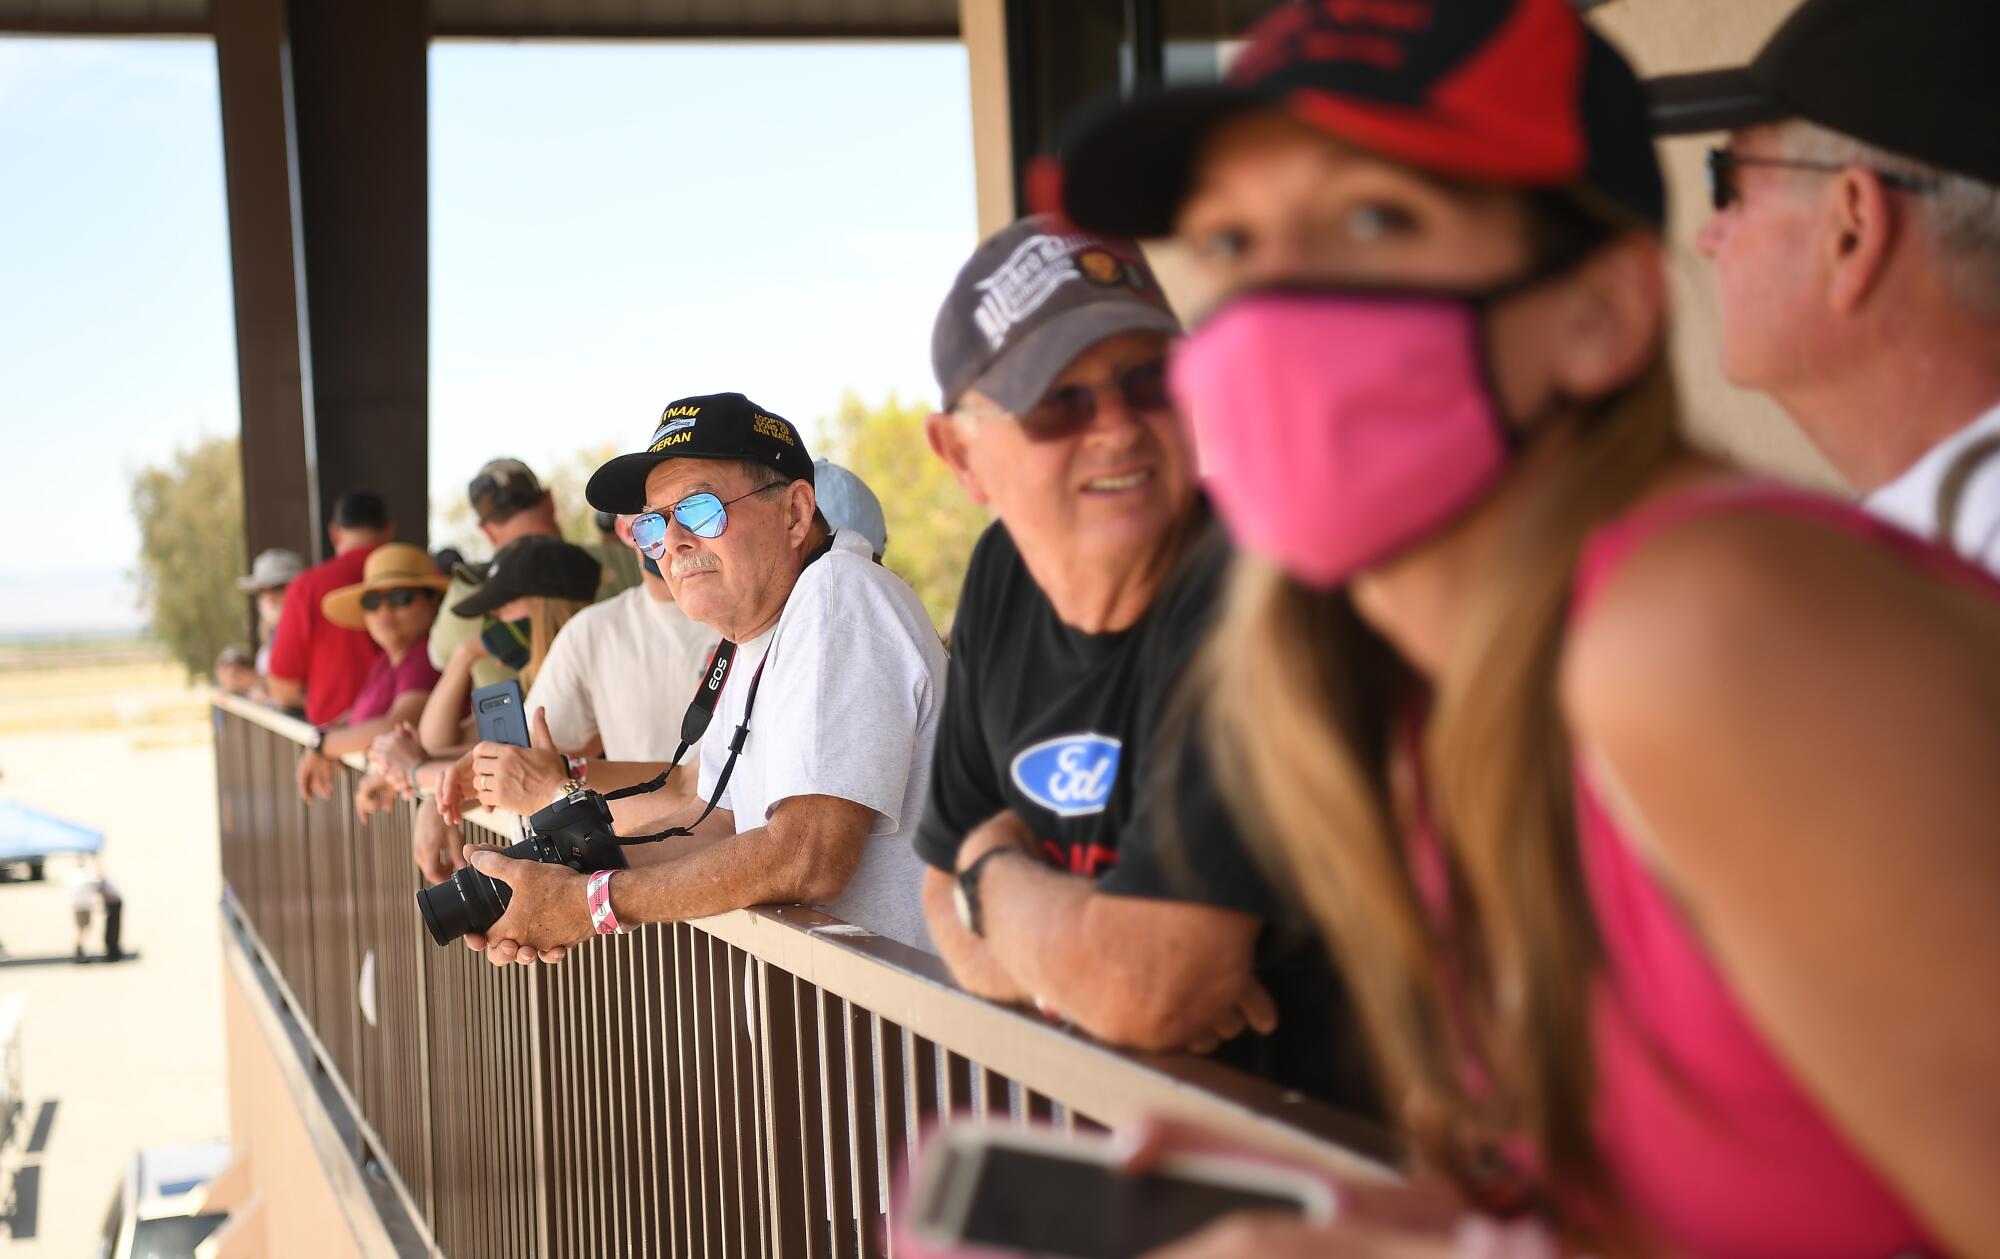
[0,642,209,737]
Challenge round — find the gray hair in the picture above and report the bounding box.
[1779,120,2000,320]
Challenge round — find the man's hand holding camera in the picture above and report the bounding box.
[459,841,594,967]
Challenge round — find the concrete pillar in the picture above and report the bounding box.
[961,0,1017,240]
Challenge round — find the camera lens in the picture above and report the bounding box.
[416,863,511,946]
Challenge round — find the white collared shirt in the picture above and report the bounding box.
[1862,399,2000,576]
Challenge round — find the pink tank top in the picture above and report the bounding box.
[1568,481,1992,1258]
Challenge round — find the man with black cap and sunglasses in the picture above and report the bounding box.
[911,216,1374,1110]
[457,394,946,960]
[1653,0,2000,572]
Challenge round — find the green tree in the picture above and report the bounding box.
[131,435,245,679]
[819,392,990,632]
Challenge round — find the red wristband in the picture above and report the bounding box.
[564,753,588,782]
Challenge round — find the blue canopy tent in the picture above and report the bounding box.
[0,800,104,863]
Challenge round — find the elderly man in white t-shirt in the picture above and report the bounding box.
[462,392,945,957]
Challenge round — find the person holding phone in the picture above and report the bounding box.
[419,536,599,830]
[296,543,447,805]
[1044,0,2000,1255]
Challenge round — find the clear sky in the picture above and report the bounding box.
[0,35,977,637]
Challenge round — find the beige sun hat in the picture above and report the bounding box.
[321,543,451,630]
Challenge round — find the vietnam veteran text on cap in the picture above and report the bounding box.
[585,393,814,515]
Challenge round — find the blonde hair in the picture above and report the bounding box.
[520,595,586,693]
[1203,354,1685,1243]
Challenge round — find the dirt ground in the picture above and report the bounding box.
[0,646,227,1254]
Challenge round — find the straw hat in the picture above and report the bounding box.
[321,543,451,630]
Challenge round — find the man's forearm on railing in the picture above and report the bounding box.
[923,866,1029,1004]
[611,794,869,922]
[976,851,1270,1053]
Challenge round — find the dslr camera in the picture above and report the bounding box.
[416,788,629,946]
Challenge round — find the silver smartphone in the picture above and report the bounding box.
[906,1123,1335,1259]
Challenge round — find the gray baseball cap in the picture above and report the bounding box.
[932,215,1182,415]
[238,547,305,592]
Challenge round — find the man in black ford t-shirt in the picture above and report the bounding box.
[915,217,1375,1111]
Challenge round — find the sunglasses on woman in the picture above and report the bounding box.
[631,482,783,559]
[960,357,1172,441]
[360,587,430,612]
[1704,147,1936,213]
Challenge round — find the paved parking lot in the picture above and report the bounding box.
[0,674,227,1255]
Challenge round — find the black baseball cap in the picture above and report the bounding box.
[1648,0,2000,186]
[933,215,1182,413]
[585,392,814,514]
[468,458,546,524]
[1044,0,1664,239]
[451,535,601,617]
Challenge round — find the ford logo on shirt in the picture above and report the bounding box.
[1010,733,1121,819]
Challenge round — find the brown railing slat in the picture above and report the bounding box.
[873,1016,910,1256]
[756,962,809,1259]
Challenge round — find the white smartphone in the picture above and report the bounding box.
[905,1122,1336,1259]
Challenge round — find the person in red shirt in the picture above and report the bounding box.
[265,490,394,724]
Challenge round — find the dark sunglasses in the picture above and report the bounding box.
[1005,357,1173,441]
[360,587,431,612]
[631,482,783,558]
[1705,147,1937,213]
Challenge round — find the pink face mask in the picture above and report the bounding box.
[1169,289,1516,589]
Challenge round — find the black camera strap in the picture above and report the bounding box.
[605,533,833,843]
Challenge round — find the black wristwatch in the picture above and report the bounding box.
[954,847,1026,939]
[308,726,328,755]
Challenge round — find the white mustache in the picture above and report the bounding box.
[670,553,721,579]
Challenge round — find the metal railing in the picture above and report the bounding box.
[212,694,1391,1258]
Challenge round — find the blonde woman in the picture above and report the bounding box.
[418,536,597,824]
[1051,1,2000,1255]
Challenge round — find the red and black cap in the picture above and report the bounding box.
[1045,0,1664,239]
[1648,0,2000,187]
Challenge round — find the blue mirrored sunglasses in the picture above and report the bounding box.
[631,483,782,559]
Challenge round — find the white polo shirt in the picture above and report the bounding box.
[526,582,714,762]
[1864,399,2000,576]
[698,529,946,952]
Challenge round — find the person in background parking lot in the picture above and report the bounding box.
[65,858,96,963]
